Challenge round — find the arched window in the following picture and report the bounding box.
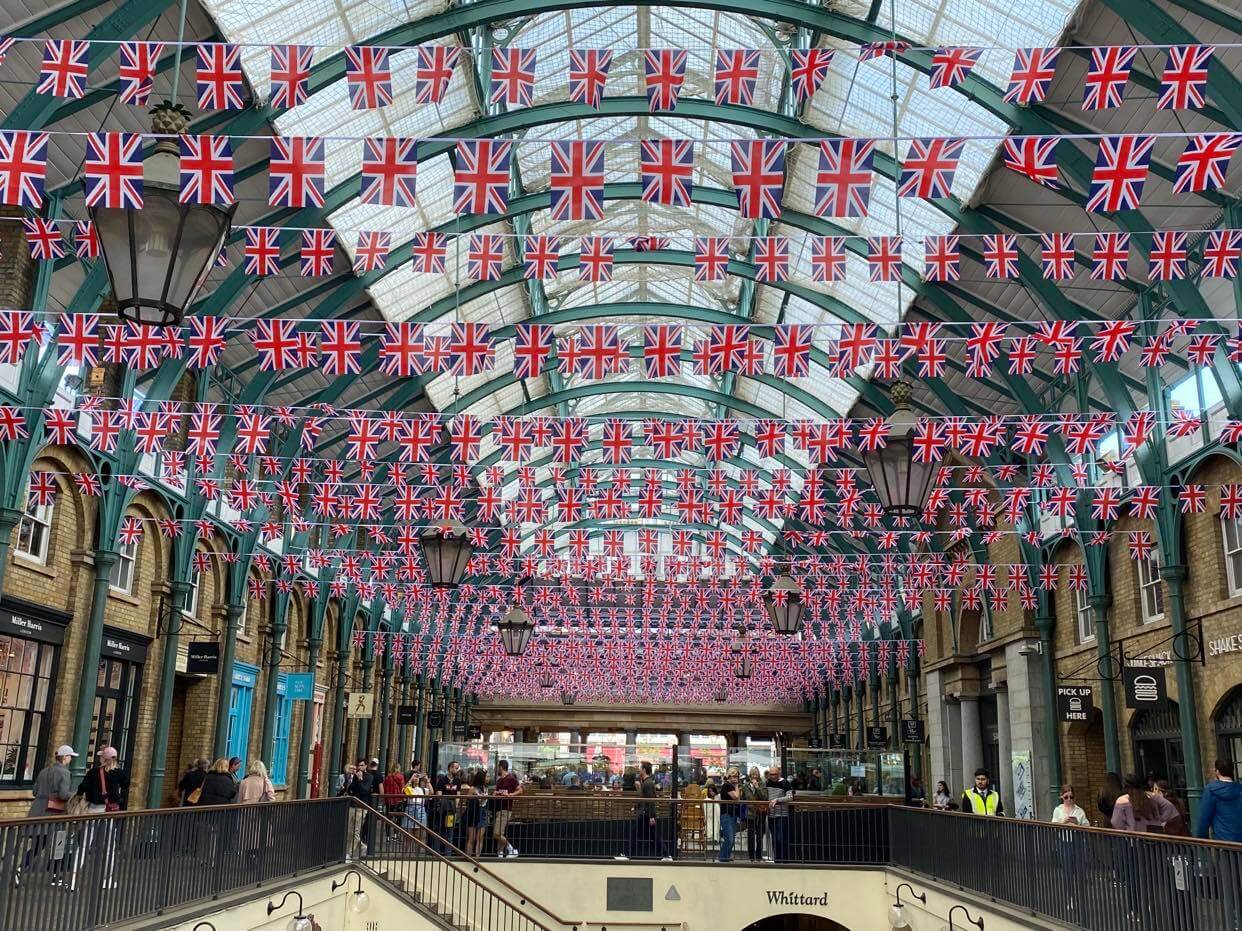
[1214,688,1242,769]
[15,484,54,565]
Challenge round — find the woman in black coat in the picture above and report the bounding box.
[199,758,239,805]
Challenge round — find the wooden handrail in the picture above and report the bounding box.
[0,793,349,826]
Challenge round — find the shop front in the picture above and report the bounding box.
[0,597,69,786]
[87,627,151,768]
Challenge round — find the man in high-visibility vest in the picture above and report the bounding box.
[961,768,1004,816]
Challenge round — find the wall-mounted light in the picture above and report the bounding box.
[331,868,371,914]
[942,904,984,931]
[266,890,313,931]
[888,881,926,929]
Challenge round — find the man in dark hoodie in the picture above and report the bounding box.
[1195,759,1242,842]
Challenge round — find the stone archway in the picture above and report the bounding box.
[741,915,852,931]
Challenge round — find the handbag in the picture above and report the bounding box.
[186,782,203,805]
[100,768,120,813]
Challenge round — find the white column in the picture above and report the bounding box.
[996,686,1014,815]
[1005,640,1051,819]
[959,693,983,789]
[926,670,955,794]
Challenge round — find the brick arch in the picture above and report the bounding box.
[29,447,93,554]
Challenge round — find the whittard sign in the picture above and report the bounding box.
[765,891,830,907]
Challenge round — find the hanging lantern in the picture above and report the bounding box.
[418,521,475,588]
[862,380,938,519]
[496,606,535,657]
[764,574,804,636]
[91,103,234,327]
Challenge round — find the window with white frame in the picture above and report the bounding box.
[1138,555,1165,623]
[181,568,201,618]
[1075,586,1095,643]
[109,538,139,594]
[15,489,54,564]
[1222,516,1242,597]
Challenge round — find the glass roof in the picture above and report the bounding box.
[202,0,1078,555]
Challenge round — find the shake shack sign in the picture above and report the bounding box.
[766,891,830,907]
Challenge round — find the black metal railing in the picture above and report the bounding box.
[0,798,349,931]
[890,807,1242,931]
[351,802,555,931]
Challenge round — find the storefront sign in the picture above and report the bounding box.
[765,891,829,907]
[827,732,847,749]
[1129,650,1172,668]
[0,598,68,645]
[1123,666,1169,711]
[467,725,482,740]
[185,641,219,674]
[101,627,149,663]
[865,725,888,749]
[451,721,468,739]
[1057,686,1094,722]
[426,710,445,729]
[396,704,419,726]
[346,691,374,718]
[285,673,315,700]
[807,737,823,749]
[899,719,925,743]
[1208,631,1242,658]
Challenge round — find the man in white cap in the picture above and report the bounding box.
[29,745,77,817]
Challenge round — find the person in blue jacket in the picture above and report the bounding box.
[1195,759,1242,843]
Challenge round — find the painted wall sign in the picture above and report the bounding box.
[765,891,830,907]
[1208,632,1242,658]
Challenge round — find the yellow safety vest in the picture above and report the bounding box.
[964,788,1000,815]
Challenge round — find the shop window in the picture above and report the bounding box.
[1075,587,1095,644]
[1137,555,1165,623]
[15,489,54,565]
[0,635,57,784]
[1222,516,1242,597]
[109,538,139,594]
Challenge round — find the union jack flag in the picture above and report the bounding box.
[1158,45,1212,110]
[320,320,362,374]
[1083,45,1136,110]
[186,317,227,368]
[1039,232,1075,280]
[0,37,14,66]
[814,139,874,217]
[1086,135,1154,213]
[0,130,49,207]
[643,49,687,111]
[447,322,494,376]
[982,233,1020,279]
[360,136,417,206]
[810,236,846,283]
[859,41,910,61]
[73,220,98,258]
[297,228,334,276]
[569,49,611,108]
[1090,232,1129,281]
[253,319,301,371]
[57,313,98,367]
[789,48,833,104]
[897,137,963,199]
[269,136,324,208]
[576,325,625,378]
[346,46,392,109]
[694,236,729,282]
[0,312,40,364]
[730,140,785,219]
[118,41,164,106]
[270,44,313,108]
[1003,47,1060,105]
[753,236,788,282]
[522,235,560,280]
[639,139,694,206]
[179,135,234,205]
[352,230,390,273]
[513,323,554,378]
[1001,136,1059,189]
[196,43,245,110]
[467,233,505,281]
[578,235,614,282]
[244,227,281,276]
[714,49,759,105]
[415,45,460,103]
[452,140,511,215]
[867,237,902,282]
[550,141,605,221]
[379,323,422,377]
[643,325,682,377]
[491,47,536,106]
[929,47,981,89]
[411,232,447,274]
[1203,230,1241,278]
[923,235,960,282]
[39,39,88,98]
[1174,133,1241,194]
[83,132,143,208]
[1148,231,1188,281]
[772,324,812,377]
